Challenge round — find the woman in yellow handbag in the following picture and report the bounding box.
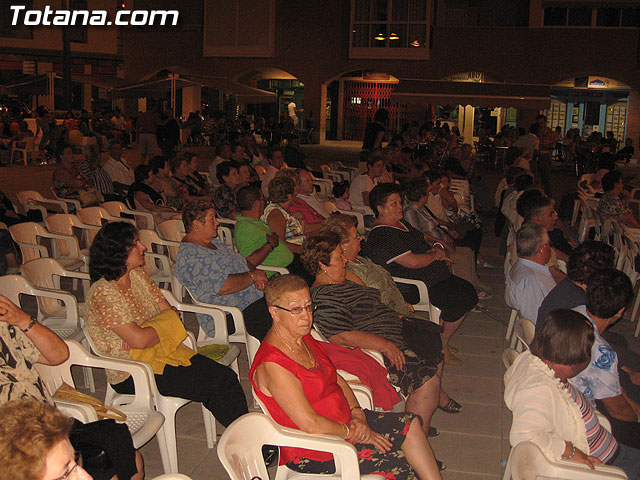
[85,221,248,427]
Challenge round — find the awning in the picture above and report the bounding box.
[114,77,200,98]
[390,79,551,109]
[70,73,129,91]
[1,74,56,95]
[180,74,276,104]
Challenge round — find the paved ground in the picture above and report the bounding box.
[3,140,640,479]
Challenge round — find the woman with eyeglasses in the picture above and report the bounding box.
[0,398,93,480]
[250,274,442,480]
[302,232,460,460]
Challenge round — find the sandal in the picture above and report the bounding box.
[436,459,446,471]
[438,398,463,414]
[428,426,439,437]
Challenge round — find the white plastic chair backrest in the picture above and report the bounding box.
[509,441,627,480]
[20,258,68,317]
[9,221,48,261]
[137,229,170,277]
[78,206,132,228]
[218,412,366,480]
[102,201,153,230]
[17,190,45,206]
[218,225,235,250]
[0,274,37,305]
[43,214,83,257]
[157,219,185,262]
[502,347,519,369]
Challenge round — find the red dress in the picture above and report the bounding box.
[249,334,351,464]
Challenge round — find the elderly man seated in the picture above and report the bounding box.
[570,268,640,451]
[505,223,556,322]
[289,169,330,226]
[536,241,614,332]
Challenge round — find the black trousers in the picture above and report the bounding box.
[596,399,640,450]
[112,353,248,427]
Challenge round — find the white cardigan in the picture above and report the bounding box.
[504,351,589,460]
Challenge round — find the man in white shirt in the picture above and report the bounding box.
[350,152,385,210]
[208,143,232,185]
[261,148,288,197]
[287,100,298,127]
[102,142,134,193]
[296,169,329,218]
[513,124,540,161]
[505,223,556,322]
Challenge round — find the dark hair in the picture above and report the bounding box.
[332,180,349,199]
[514,174,534,192]
[368,183,403,218]
[424,169,443,185]
[213,184,238,219]
[89,222,137,281]
[183,151,198,162]
[215,143,231,156]
[373,108,389,123]
[267,148,283,160]
[586,268,633,319]
[216,160,238,184]
[301,231,341,275]
[567,241,615,284]
[182,199,213,233]
[268,175,296,203]
[169,155,187,174]
[236,184,262,211]
[530,309,594,366]
[366,152,383,167]
[149,155,168,175]
[601,171,622,193]
[517,192,552,223]
[134,164,152,182]
[505,166,526,186]
[403,177,429,202]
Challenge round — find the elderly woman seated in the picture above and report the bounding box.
[251,274,443,479]
[302,231,461,442]
[86,221,248,427]
[504,309,640,480]
[402,177,488,297]
[175,199,273,341]
[262,175,305,252]
[127,164,177,227]
[52,145,102,207]
[1,399,94,480]
[364,183,478,365]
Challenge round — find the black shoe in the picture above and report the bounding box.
[428,426,439,437]
[262,444,279,467]
[437,459,446,471]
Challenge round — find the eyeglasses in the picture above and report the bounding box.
[53,451,82,480]
[273,304,318,315]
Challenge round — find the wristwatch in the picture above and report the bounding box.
[21,317,38,333]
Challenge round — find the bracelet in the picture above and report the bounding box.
[249,271,256,283]
[433,242,445,250]
[562,443,576,460]
[21,317,38,333]
[350,406,364,413]
[339,422,350,439]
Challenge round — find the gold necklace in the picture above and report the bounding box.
[274,326,315,367]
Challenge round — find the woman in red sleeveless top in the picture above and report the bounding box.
[250,274,442,480]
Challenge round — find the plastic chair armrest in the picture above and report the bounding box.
[57,197,81,213]
[15,241,49,257]
[54,399,99,422]
[256,265,289,275]
[144,253,172,275]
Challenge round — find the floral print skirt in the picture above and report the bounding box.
[286,410,418,480]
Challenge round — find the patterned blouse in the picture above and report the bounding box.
[0,323,52,403]
[174,240,262,337]
[86,268,165,384]
[597,192,631,223]
[346,256,413,317]
[262,202,304,239]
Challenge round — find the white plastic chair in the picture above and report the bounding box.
[505,309,519,341]
[50,187,82,214]
[9,221,85,270]
[102,200,155,230]
[391,276,441,325]
[137,229,176,288]
[35,340,167,469]
[322,201,367,235]
[10,136,37,165]
[218,412,384,480]
[312,177,333,198]
[509,316,534,353]
[17,190,69,218]
[501,347,520,369]
[503,440,627,480]
[45,213,101,251]
[78,206,136,228]
[157,219,185,263]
